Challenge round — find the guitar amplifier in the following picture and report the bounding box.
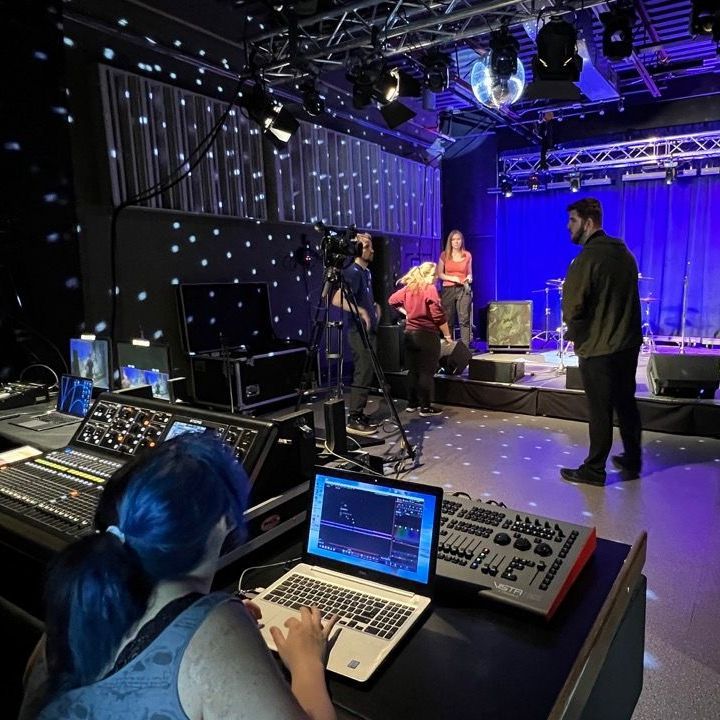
[190,346,307,411]
[487,301,532,352]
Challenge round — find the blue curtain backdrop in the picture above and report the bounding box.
[495,177,720,340]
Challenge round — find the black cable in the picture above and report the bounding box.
[108,77,246,344]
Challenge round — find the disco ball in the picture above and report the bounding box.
[470,55,526,109]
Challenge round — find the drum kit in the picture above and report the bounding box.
[531,272,658,369]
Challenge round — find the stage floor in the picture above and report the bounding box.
[385,345,720,439]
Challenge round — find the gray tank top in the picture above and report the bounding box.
[37,592,230,720]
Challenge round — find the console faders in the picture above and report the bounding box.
[437,498,597,619]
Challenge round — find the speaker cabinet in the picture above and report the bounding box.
[469,354,524,383]
[439,339,472,375]
[487,301,532,351]
[566,365,584,390]
[376,324,405,372]
[646,353,719,399]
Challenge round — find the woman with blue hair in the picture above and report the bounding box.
[20,433,338,720]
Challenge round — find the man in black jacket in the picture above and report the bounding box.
[560,198,643,486]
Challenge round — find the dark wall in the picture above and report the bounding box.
[0,1,84,380]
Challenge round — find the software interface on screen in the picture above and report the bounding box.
[179,282,274,353]
[69,338,110,390]
[308,473,438,584]
[116,342,170,373]
[57,375,94,417]
[163,420,208,441]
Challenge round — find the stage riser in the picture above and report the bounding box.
[383,373,720,439]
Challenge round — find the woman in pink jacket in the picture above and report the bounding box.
[388,262,451,416]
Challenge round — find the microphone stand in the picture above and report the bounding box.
[679,261,690,355]
[218,331,235,414]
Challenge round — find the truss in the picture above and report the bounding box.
[499,131,720,178]
[249,0,606,81]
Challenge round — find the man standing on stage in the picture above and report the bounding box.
[332,233,381,436]
[560,198,643,486]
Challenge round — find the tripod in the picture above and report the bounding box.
[296,258,415,464]
[531,287,557,343]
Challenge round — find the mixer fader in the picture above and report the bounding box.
[437,497,597,619]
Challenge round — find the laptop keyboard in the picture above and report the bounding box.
[35,412,77,425]
[264,574,415,639]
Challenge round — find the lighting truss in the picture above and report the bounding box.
[498,130,720,179]
[248,0,611,82]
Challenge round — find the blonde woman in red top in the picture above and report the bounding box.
[388,262,451,416]
[437,229,473,346]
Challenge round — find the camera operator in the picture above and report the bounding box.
[331,233,381,436]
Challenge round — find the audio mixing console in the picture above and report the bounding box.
[437,496,597,619]
[0,393,315,557]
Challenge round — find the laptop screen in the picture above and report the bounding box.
[307,471,441,586]
[57,375,93,417]
[69,338,111,390]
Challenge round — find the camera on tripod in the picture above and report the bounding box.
[314,221,363,269]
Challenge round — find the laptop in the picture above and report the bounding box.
[248,467,443,682]
[10,375,93,431]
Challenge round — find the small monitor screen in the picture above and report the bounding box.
[57,374,94,417]
[69,338,111,390]
[116,341,170,375]
[178,282,274,353]
[120,365,171,401]
[307,472,439,585]
[163,420,210,441]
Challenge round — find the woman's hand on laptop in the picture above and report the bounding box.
[270,605,340,672]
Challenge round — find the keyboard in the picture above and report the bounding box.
[263,574,414,639]
[33,412,79,425]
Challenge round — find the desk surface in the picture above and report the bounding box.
[227,535,644,720]
[0,401,78,453]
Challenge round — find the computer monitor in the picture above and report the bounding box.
[69,337,111,390]
[177,282,275,354]
[117,341,172,401]
[120,365,171,402]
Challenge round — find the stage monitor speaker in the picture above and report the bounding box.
[646,353,719,399]
[487,301,532,351]
[469,354,524,383]
[439,339,472,375]
[566,365,584,390]
[376,324,405,372]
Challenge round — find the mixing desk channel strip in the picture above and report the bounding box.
[437,497,597,619]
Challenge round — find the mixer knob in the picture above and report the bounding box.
[534,542,553,557]
[544,521,551,529]
[465,549,474,558]
[493,532,511,546]
[513,537,531,551]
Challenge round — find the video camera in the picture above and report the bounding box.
[314,221,364,269]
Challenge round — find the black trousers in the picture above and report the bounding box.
[348,328,377,417]
[578,345,642,475]
[441,285,472,346]
[405,330,441,408]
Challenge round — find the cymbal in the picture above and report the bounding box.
[531,288,548,293]
[638,274,654,281]
[546,278,564,286]
[640,296,656,302]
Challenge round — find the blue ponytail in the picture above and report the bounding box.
[43,433,249,695]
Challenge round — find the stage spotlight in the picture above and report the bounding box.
[690,0,720,39]
[569,174,581,192]
[600,4,636,60]
[528,172,541,191]
[375,67,401,103]
[665,166,676,185]
[500,176,513,198]
[532,17,583,82]
[471,28,526,109]
[243,85,299,148]
[301,82,325,117]
[423,52,451,93]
